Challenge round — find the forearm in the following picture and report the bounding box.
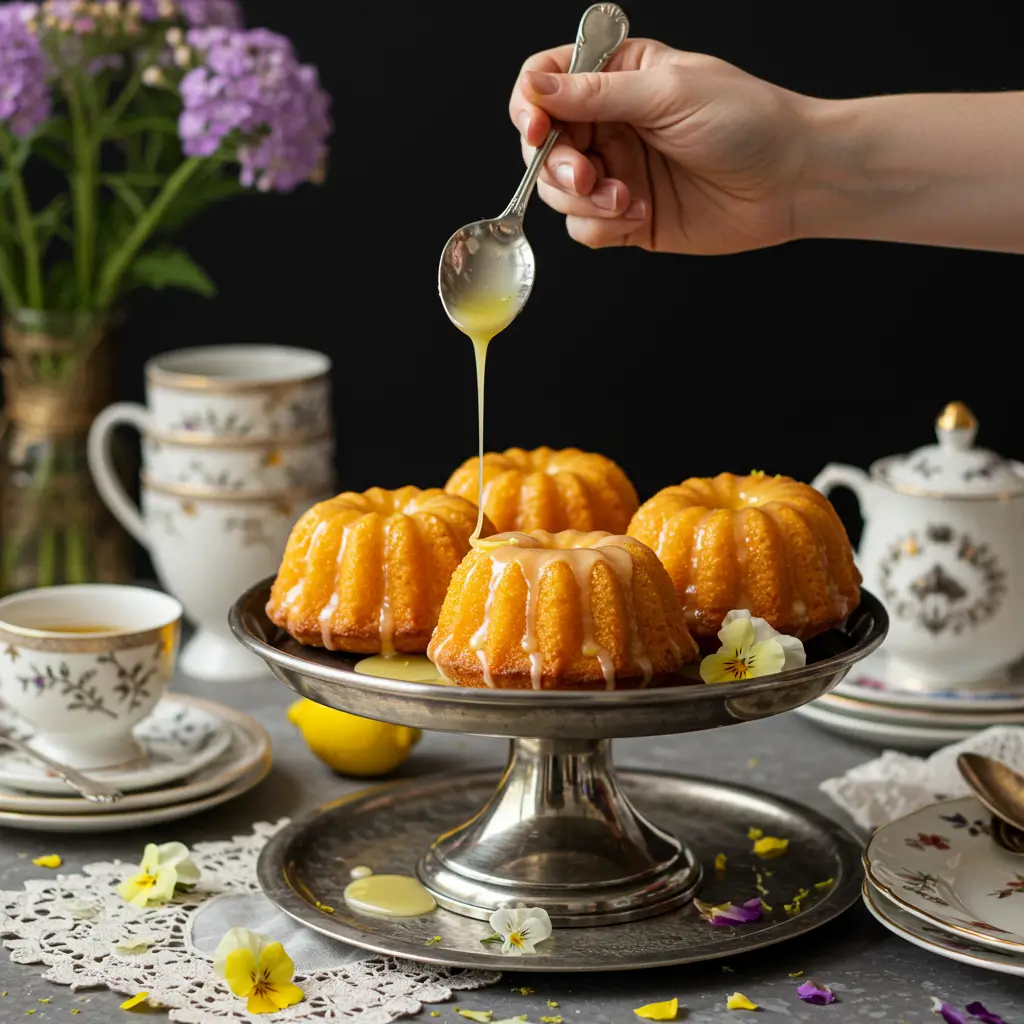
[794,91,1024,253]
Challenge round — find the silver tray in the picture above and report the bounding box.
[230,582,885,942]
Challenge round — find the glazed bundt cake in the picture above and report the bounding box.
[268,486,493,654]
[444,447,639,535]
[627,472,861,647]
[427,529,698,690]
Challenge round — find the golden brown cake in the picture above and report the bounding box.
[267,486,493,654]
[627,472,861,647]
[444,446,639,534]
[427,529,698,690]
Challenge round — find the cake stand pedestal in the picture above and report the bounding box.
[231,583,887,969]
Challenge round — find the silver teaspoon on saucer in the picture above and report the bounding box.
[958,752,1024,853]
[438,3,629,329]
[0,731,123,803]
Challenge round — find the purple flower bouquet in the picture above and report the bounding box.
[0,0,332,311]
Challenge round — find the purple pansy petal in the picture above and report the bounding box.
[931,999,969,1024]
[965,1003,1006,1024]
[796,980,836,1005]
[694,897,763,927]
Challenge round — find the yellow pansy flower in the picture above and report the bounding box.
[700,610,805,684]
[117,842,199,907]
[213,928,303,1015]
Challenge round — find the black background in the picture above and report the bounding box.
[11,0,1024,543]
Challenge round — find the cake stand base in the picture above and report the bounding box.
[257,765,862,972]
[418,738,701,925]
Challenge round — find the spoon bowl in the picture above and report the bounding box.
[957,752,1024,833]
[438,4,629,331]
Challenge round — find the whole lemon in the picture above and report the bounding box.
[287,699,422,777]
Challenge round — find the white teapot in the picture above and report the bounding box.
[813,402,1024,691]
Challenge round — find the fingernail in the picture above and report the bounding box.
[625,199,647,219]
[554,163,576,190]
[517,111,531,136]
[525,71,559,95]
[591,184,617,210]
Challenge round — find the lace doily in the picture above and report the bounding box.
[820,725,1024,830]
[0,819,500,1023]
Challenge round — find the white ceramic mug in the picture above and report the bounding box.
[0,585,182,768]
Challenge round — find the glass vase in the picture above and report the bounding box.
[0,310,133,594]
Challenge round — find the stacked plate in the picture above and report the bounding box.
[0,694,270,832]
[795,650,1024,751]
[863,795,1024,976]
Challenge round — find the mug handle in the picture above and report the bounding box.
[87,402,151,549]
[811,462,873,525]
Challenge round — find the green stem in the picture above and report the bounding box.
[0,132,43,308]
[101,43,156,134]
[66,80,97,307]
[96,156,203,308]
[0,244,24,310]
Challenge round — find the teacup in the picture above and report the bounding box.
[0,585,182,769]
[128,343,331,442]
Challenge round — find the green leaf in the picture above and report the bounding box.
[128,246,216,298]
[45,261,80,310]
[106,178,146,219]
[34,194,71,251]
[156,177,248,234]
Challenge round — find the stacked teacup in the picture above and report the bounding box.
[88,345,336,682]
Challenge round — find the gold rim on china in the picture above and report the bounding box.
[141,475,331,504]
[861,881,1016,973]
[142,427,334,450]
[146,366,329,394]
[0,620,178,654]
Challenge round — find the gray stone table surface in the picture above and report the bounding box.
[0,663,1020,1024]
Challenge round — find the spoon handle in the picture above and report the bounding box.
[0,731,124,803]
[501,3,629,221]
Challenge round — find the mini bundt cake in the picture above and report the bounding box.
[268,486,493,654]
[427,529,698,690]
[627,472,861,647]
[444,446,639,535]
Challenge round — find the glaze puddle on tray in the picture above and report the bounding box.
[354,655,449,684]
[343,872,437,918]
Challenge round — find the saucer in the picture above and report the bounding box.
[836,651,1024,712]
[0,697,270,814]
[0,756,270,832]
[794,700,978,751]
[863,879,1024,978]
[865,795,1024,953]
[812,692,1024,728]
[0,695,232,795]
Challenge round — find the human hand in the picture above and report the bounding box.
[509,39,816,254]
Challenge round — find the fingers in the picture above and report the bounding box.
[509,44,574,147]
[566,202,648,250]
[520,139,598,196]
[536,177,633,218]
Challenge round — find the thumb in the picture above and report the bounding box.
[522,69,661,124]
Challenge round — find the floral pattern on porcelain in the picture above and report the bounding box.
[141,434,335,496]
[866,795,1024,951]
[151,377,331,442]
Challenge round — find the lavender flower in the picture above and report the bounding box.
[137,0,242,28]
[965,1004,1006,1024]
[178,26,331,192]
[0,3,52,137]
[932,1000,968,1024]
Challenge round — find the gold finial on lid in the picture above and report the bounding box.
[936,401,977,432]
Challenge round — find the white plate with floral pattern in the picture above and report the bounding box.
[0,694,232,795]
[863,879,1024,977]
[865,795,1024,952]
[0,697,270,813]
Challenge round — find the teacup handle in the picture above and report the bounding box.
[811,462,873,532]
[87,402,151,549]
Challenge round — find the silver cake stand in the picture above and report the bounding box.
[230,582,888,971]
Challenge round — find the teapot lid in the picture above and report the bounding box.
[874,402,1024,498]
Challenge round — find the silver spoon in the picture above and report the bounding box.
[957,752,1024,849]
[0,731,123,803]
[438,3,629,328]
